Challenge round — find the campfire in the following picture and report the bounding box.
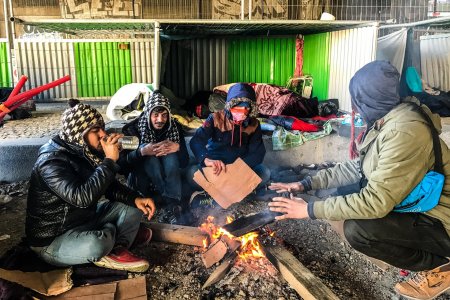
[197,215,282,289]
[146,215,339,299]
[199,216,268,262]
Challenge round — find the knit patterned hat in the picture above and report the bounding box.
[59,99,105,166]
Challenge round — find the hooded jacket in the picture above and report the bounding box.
[306,61,450,236]
[190,83,265,167]
[26,102,139,247]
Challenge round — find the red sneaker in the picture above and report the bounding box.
[132,224,153,248]
[94,247,149,273]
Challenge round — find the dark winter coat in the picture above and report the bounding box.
[190,111,265,168]
[25,136,139,247]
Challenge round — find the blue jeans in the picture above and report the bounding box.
[186,163,270,191]
[31,201,142,267]
[128,153,182,201]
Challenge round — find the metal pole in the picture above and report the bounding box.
[154,21,160,90]
[380,16,450,29]
[3,0,13,87]
[241,0,245,20]
[7,0,14,38]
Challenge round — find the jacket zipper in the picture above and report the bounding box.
[60,206,69,232]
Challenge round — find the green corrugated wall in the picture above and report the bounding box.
[0,42,11,87]
[228,37,296,86]
[74,42,132,97]
[303,33,330,100]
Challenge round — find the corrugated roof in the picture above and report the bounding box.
[12,18,378,37]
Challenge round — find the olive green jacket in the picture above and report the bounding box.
[311,99,450,235]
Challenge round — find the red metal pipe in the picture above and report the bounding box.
[8,75,28,99]
[0,75,71,121]
[0,96,32,119]
[5,75,70,107]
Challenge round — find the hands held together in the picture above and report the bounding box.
[140,140,180,157]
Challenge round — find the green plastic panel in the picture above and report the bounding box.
[0,42,11,87]
[74,42,132,97]
[303,33,330,101]
[228,37,296,86]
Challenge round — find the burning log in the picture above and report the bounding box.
[201,235,242,268]
[262,244,339,300]
[146,223,209,247]
[202,252,237,289]
[201,239,228,268]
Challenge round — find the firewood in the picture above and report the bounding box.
[201,240,228,268]
[146,223,209,247]
[263,245,339,300]
[202,252,237,289]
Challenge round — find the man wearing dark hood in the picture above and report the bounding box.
[26,99,155,273]
[120,91,189,224]
[187,83,270,207]
[269,61,450,300]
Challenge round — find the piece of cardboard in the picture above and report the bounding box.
[44,276,146,300]
[193,158,262,208]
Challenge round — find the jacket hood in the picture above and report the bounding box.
[39,136,84,159]
[224,83,258,118]
[349,60,401,126]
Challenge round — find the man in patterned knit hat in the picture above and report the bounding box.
[120,91,189,224]
[25,99,155,273]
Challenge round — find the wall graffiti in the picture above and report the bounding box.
[61,0,142,19]
[212,0,288,19]
[20,25,63,39]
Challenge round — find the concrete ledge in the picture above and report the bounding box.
[0,133,351,183]
[262,133,350,168]
[0,137,50,182]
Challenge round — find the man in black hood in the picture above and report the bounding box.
[26,99,155,273]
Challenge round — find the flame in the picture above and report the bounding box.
[199,215,266,260]
[202,238,209,249]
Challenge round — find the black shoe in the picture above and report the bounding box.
[189,191,217,209]
[157,204,182,225]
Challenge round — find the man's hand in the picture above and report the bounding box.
[268,182,304,193]
[204,158,226,176]
[154,140,180,157]
[140,143,158,156]
[135,197,156,220]
[268,195,309,220]
[101,133,123,162]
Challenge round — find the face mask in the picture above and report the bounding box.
[230,107,250,123]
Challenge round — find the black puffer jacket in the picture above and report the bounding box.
[26,136,139,247]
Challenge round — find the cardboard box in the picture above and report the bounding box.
[45,276,146,300]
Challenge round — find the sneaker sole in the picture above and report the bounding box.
[94,257,149,273]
